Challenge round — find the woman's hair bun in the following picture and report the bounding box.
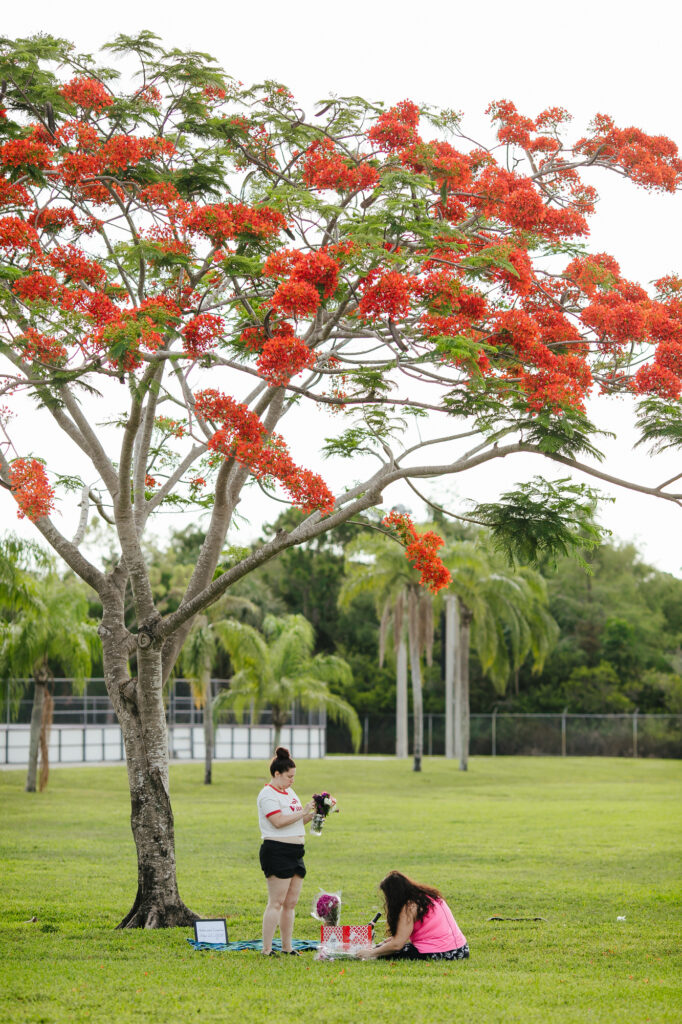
[269,746,296,775]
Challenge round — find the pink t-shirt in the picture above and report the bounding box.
[410,898,466,953]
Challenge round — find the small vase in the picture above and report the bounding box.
[310,812,326,835]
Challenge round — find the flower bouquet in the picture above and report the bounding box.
[311,890,341,927]
[310,792,337,836]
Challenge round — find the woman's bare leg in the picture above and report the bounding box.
[263,875,291,953]
[280,874,304,952]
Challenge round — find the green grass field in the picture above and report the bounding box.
[1,756,680,1024]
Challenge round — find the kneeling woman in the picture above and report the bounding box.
[358,871,469,961]
[257,747,314,956]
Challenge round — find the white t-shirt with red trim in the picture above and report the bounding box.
[257,784,305,841]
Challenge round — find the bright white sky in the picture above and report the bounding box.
[2,0,682,574]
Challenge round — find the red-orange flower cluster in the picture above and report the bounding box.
[59,77,114,113]
[195,389,335,513]
[368,101,421,152]
[264,247,341,319]
[181,313,225,357]
[19,327,67,364]
[359,270,417,322]
[185,202,286,246]
[631,362,681,400]
[257,332,316,386]
[382,511,451,593]
[0,136,54,169]
[302,138,378,192]
[575,114,682,193]
[30,207,80,232]
[9,458,55,521]
[0,216,40,254]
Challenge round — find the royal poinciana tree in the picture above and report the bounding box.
[1,33,682,927]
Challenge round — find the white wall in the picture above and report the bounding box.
[0,723,325,765]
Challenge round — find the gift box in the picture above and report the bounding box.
[320,924,373,946]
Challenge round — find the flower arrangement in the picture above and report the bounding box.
[310,792,338,835]
[311,890,341,926]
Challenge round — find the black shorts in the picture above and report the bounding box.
[259,840,306,879]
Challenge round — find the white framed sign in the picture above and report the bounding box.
[194,918,228,944]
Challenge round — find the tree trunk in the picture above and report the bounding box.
[444,595,458,759]
[102,629,198,929]
[203,681,214,786]
[25,679,46,793]
[407,588,423,772]
[395,636,408,758]
[38,689,54,792]
[458,602,472,772]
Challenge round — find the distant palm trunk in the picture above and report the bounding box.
[272,709,285,752]
[407,587,423,772]
[26,660,53,793]
[25,680,46,793]
[459,602,473,772]
[203,680,214,785]
[38,689,54,792]
[395,637,408,758]
[444,595,459,759]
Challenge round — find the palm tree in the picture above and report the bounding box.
[0,570,98,792]
[339,533,435,771]
[443,539,558,770]
[0,534,48,725]
[212,613,362,752]
[0,534,48,617]
[179,595,259,784]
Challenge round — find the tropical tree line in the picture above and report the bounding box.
[4,512,680,787]
[240,511,680,720]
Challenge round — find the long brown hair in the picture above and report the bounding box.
[380,871,442,936]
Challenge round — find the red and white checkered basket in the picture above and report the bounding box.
[320,924,374,947]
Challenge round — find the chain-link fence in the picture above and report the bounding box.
[4,681,681,759]
[328,712,682,758]
[2,678,324,727]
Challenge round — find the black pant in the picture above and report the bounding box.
[386,942,470,961]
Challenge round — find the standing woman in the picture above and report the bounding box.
[257,747,314,956]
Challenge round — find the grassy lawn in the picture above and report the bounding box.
[1,756,680,1024]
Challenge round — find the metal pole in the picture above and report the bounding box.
[633,708,638,758]
[363,716,369,756]
[561,707,568,757]
[492,707,497,757]
[428,714,433,756]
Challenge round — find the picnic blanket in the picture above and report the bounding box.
[187,938,320,952]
